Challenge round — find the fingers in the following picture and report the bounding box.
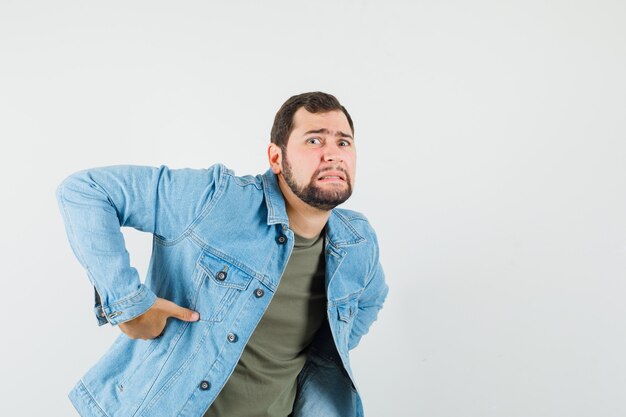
[118,298,200,340]
[119,319,165,340]
[159,298,200,322]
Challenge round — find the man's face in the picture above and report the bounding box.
[280,108,356,211]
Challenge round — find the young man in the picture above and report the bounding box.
[57,92,388,417]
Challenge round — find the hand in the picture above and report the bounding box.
[118,297,200,340]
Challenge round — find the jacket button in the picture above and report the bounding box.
[216,271,227,281]
[200,380,210,390]
[254,288,265,298]
[276,235,287,244]
[227,332,238,343]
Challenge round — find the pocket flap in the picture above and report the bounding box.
[198,251,253,291]
[337,299,358,322]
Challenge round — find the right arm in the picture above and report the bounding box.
[56,164,224,329]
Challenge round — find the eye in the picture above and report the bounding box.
[306,137,322,145]
[338,139,352,147]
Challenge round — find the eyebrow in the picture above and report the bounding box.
[304,128,353,140]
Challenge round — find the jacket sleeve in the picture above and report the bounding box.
[349,235,389,350]
[56,164,224,326]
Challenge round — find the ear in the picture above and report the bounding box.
[267,143,283,174]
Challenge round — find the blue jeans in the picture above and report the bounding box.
[290,345,361,417]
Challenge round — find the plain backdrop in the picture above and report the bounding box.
[1,1,625,416]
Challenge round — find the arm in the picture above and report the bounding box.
[56,164,224,326]
[349,261,388,350]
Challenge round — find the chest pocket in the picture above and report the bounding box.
[193,250,253,322]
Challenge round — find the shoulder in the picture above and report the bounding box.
[220,165,264,190]
[333,207,369,223]
[332,208,381,246]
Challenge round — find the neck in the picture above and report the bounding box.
[277,175,330,239]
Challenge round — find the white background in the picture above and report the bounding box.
[1,1,625,416]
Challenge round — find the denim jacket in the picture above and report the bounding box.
[57,163,388,417]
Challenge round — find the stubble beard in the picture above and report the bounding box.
[281,153,353,211]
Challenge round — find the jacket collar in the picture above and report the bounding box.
[261,168,365,247]
[326,210,365,247]
[261,168,290,226]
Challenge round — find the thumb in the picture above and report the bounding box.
[160,299,200,322]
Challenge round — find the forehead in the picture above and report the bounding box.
[291,108,352,134]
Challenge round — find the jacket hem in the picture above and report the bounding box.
[69,380,109,417]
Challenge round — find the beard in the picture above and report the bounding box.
[281,154,353,211]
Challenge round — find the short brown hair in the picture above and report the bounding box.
[270,92,354,149]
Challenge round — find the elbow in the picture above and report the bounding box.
[56,172,83,207]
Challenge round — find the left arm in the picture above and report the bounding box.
[349,257,388,350]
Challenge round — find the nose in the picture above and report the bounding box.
[322,142,343,162]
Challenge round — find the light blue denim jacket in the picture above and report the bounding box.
[57,163,388,417]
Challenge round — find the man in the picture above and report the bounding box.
[57,92,388,417]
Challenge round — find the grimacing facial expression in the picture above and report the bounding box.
[281,108,356,211]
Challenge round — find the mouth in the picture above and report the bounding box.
[317,171,346,183]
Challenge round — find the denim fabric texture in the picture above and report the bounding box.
[57,163,388,417]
